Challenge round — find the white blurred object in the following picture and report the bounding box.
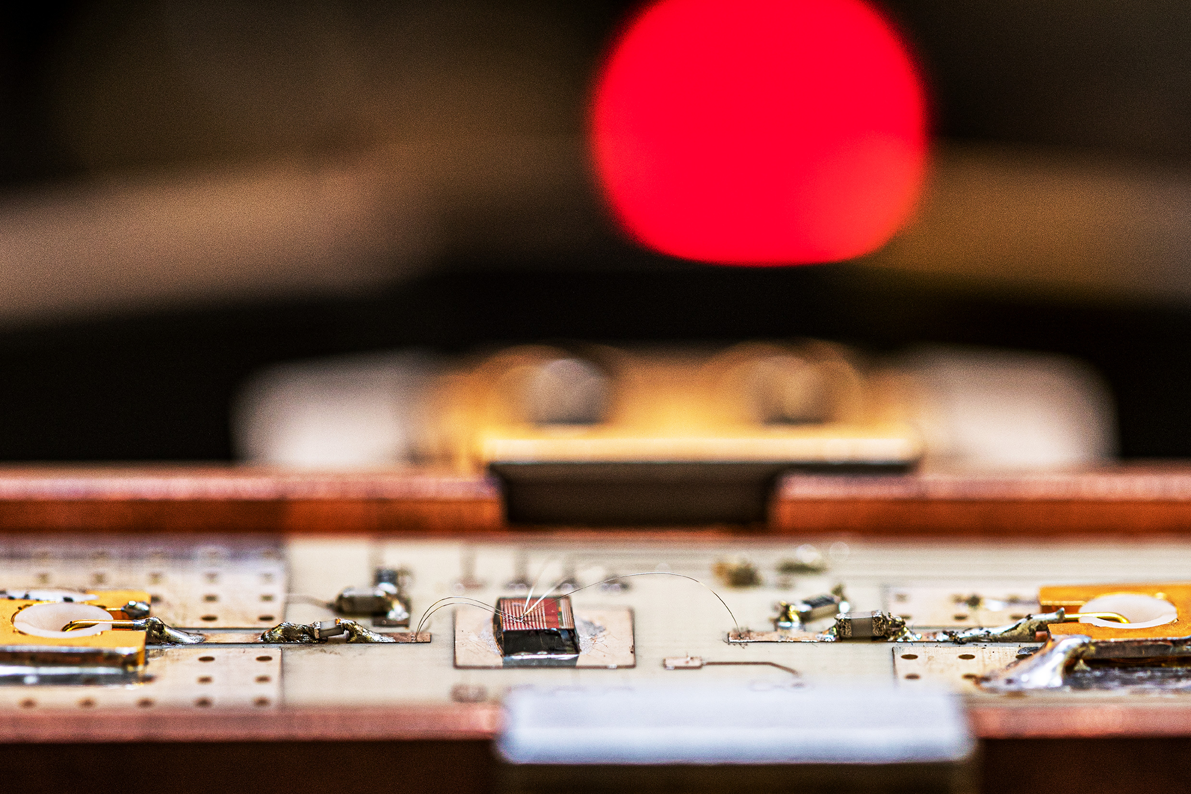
[498,684,972,765]
[234,345,1117,471]
[233,352,438,467]
[900,346,1115,470]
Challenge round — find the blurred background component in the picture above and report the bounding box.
[865,144,1191,301]
[236,342,1113,473]
[234,351,439,468]
[897,347,1116,471]
[235,341,1114,522]
[0,158,426,322]
[0,1,1185,461]
[589,0,928,263]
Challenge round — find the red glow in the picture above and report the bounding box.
[590,0,928,264]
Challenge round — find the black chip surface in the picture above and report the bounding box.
[493,596,580,667]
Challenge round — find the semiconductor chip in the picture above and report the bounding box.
[493,596,580,667]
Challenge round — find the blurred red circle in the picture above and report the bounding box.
[590,0,928,264]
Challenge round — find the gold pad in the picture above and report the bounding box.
[0,589,149,669]
[1041,582,1191,642]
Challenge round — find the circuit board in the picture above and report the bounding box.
[7,532,1191,716]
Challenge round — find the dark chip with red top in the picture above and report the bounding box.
[493,596,580,667]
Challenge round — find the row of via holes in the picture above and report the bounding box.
[903,674,980,681]
[19,697,272,709]
[900,652,980,682]
[34,570,280,623]
[16,655,276,709]
[889,593,1029,624]
[165,570,279,622]
[31,571,278,586]
[30,571,277,586]
[27,549,282,561]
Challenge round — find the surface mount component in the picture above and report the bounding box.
[493,597,580,668]
[825,611,914,641]
[334,567,411,627]
[775,586,849,629]
[713,558,761,588]
[775,545,828,576]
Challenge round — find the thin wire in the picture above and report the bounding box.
[416,596,499,633]
[524,555,558,610]
[413,572,741,635]
[414,596,501,636]
[415,602,495,636]
[285,594,335,609]
[528,572,740,631]
[414,594,585,637]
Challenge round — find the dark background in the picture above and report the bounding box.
[3,1,1191,461]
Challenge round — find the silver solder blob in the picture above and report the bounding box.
[260,618,396,644]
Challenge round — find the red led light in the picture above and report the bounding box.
[590,0,928,264]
